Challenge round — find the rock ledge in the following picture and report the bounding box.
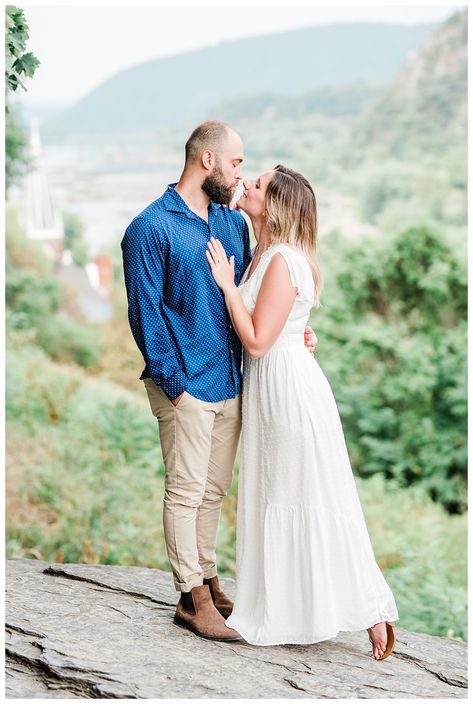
[5,558,468,699]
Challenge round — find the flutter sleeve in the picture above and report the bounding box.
[271,244,314,301]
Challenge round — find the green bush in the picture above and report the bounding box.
[6,207,102,368]
[6,344,82,428]
[314,225,467,513]
[6,348,166,567]
[5,205,52,276]
[35,315,103,367]
[63,378,160,466]
[5,268,60,329]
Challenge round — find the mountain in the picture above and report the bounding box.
[353,10,467,156]
[215,83,384,123]
[56,22,438,134]
[205,10,466,229]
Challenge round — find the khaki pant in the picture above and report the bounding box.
[143,379,242,592]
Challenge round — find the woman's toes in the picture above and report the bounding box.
[368,623,389,659]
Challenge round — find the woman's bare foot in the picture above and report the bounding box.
[367,622,388,659]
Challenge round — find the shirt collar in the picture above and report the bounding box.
[163,183,221,216]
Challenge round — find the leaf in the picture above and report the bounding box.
[6,73,19,91]
[19,52,40,76]
[5,11,15,31]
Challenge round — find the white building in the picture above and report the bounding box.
[22,119,64,262]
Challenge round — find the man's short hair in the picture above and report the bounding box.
[185,120,231,165]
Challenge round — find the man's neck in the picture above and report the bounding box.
[174,174,211,220]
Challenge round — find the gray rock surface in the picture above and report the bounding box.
[5,558,468,699]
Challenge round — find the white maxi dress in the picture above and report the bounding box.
[225,243,399,646]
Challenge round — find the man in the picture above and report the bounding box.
[121,120,316,642]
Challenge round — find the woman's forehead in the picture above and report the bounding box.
[261,170,276,185]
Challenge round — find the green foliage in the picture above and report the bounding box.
[5,208,101,367]
[352,11,466,163]
[63,212,89,266]
[358,163,415,223]
[5,262,101,368]
[5,6,39,191]
[351,155,467,228]
[218,84,382,123]
[314,225,466,514]
[5,204,52,276]
[6,344,82,428]
[5,6,40,93]
[5,108,28,187]
[5,268,60,329]
[6,346,166,567]
[35,316,102,367]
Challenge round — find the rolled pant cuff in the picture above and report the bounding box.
[174,575,204,593]
[203,568,218,580]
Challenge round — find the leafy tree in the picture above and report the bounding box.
[314,226,467,514]
[5,6,40,191]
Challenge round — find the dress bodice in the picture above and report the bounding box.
[238,243,314,349]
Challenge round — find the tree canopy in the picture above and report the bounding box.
[314,225,467,514]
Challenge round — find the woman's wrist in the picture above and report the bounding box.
[223,281,238,297]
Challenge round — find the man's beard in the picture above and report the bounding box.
[202,166,235,205]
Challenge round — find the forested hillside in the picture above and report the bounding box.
[354,10,467,157]
[55,22,436,133]
[222,10,467,232]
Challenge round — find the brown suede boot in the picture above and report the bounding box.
[204,576,234,618]
[174,584,241,641]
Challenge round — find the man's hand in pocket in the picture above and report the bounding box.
[172,392,184,406]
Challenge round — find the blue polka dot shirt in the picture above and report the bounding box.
[121,183,252,402]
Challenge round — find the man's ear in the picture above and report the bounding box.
[201,149,214,171]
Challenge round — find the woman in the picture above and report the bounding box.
[205,165,398,657]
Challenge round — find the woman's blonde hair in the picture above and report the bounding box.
[265,164,322,306]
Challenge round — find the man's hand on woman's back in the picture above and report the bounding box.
[305,327,318,354]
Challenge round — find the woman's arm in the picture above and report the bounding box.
[206,238,297,358]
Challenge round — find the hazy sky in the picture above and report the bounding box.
[20,1,463,107]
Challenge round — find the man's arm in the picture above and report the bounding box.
[121,216,187,401]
